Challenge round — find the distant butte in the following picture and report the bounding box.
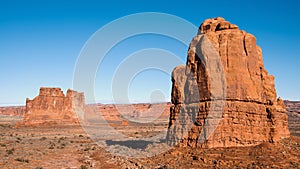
[166,17,290,148]
[16,87,85,126]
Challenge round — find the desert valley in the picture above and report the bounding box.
[0,17,299,169]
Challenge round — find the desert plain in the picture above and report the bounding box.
[0,101,299,168]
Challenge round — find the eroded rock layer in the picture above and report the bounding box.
[17,87,85,126]
[166,17,290,148]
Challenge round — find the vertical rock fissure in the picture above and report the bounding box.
[243,35,248,56]
[226,36,229,70]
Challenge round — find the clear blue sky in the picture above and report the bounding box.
[0,0,299,106]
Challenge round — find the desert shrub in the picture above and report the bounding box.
[48,142,55,149]
[80,165,88,169]
[84,147,90,151]
[15,157,29,163]
[58,136,66,141]
[6,148,14,155]
[60,143,66,149]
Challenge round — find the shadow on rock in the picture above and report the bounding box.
[106,140,154,149]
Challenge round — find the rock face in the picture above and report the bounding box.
[166,17,290,148]
[17,87,85,126]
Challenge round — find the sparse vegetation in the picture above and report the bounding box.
[0,103,298,168]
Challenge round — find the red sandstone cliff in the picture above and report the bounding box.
[17,87,85,126]
[166,17,290,148]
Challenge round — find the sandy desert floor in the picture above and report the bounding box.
[0,113,299,169]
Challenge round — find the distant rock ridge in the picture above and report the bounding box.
[284,100,300,137]
[16,87,85,126]
[0,106,25,117]
[166,17,290,148]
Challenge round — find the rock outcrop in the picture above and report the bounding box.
[166,17,290,148]
[17,87,85,126]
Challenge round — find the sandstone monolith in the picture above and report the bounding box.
[166,17,290,148]
[17,87,85,126]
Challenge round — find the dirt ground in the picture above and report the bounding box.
[0,114,299,169]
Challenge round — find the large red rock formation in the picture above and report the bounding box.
[166,17,290,148]
[17,87,85,126]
